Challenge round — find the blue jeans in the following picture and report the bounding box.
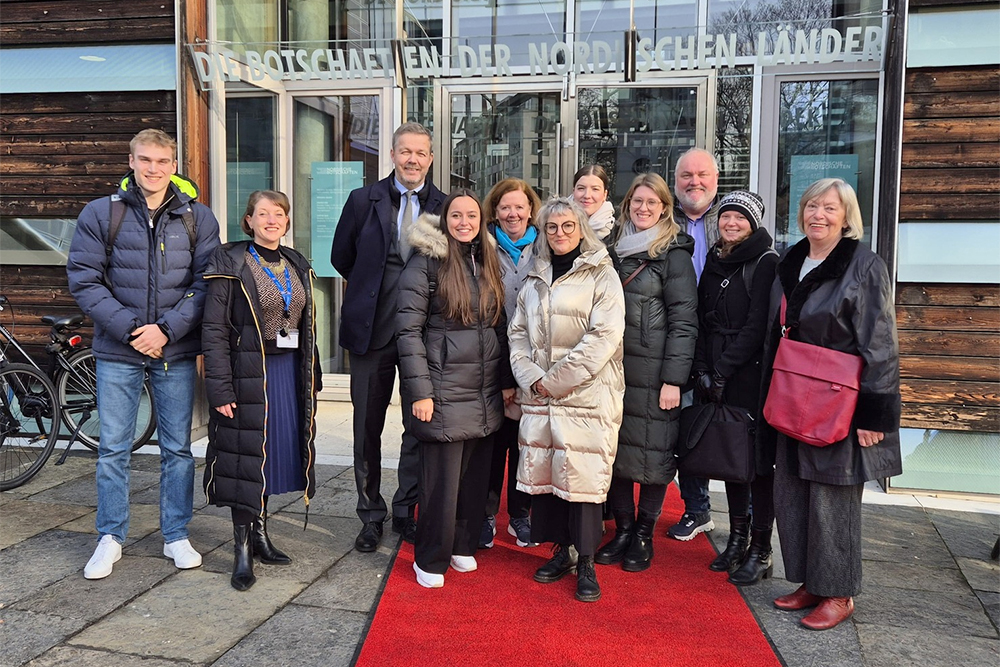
[95,357,196,544]
[677,389,710,515]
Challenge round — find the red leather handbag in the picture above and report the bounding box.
[763,296,863,447]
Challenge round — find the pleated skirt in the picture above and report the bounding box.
[262,351,305,496]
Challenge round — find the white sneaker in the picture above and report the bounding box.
[163,539,202,569]
[84,535,122,580]
[450,555,478,572]
[413,562,444,588]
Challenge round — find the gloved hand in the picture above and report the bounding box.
[694,371,712,402]
[708,373,727,404]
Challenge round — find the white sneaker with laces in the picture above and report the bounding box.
[450,555,478,572]
[414,562,445,588]
[84,535,122,580]
[163,539,203,569]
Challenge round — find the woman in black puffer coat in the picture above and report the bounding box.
[596,173,698,572]
[396,189,515,589]
[691,190,779,586]
[202,191,321,592]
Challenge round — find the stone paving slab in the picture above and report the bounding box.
[67,569,306,663]
[857,623,1000,667]
[0,500,92,549]
[25,646,187,667]
[0,530,96,606]
[0,489,29,506]
[282,475,358,519]
[27,470,160,508]
[0,609,88,667]
[862,558,973,594]
[11,554,176,623]
[6,454,96,497]
[956,556,1000,594]
[58,502,162,547]
[854,583,998,638]
[861,507,958,569]
[294,547,393,613]
[124,511,232,560]
[926,508,1000,560]
[976,590,1000,628]
[212,603,368,667]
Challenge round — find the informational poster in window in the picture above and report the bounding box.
[788,155,859,240]
[226,162,271,242]
[311,161,364,278]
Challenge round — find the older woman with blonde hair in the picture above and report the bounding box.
[509,196,625,603]
[761,178,900,630]
[595,173,698,572]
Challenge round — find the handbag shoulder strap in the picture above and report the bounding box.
[780,294,789,337]
[621,260,649,288]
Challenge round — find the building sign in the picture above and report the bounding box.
[311,161,363,278]
[190,25,885,87]
[787,154,859,243]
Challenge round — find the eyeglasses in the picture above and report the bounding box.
[544,221,577,236]
[631,198,663,210]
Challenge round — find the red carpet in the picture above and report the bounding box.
[356,484,781,667]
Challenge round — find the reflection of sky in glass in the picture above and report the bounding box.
[907,8,1000,67]
[0,45,175,93]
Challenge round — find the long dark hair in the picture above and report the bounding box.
[436,189,506,327]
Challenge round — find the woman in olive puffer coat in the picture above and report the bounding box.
[396,190,515,590]
[596,173,698,573]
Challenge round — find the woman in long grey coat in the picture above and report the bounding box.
[596,173,698,572]
[509,197,625,603]
[762,178,901,631]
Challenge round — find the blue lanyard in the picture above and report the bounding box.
[248,245,292,318]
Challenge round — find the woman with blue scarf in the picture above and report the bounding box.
[479,178,543,550]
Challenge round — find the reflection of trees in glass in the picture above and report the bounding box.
[708,0,832,57]
[715,67,752,193]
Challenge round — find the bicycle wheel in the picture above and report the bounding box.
[57,349,157,453]
[0,363,60,491]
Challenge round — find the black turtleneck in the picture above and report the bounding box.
[252,241,282,263]
[551,243,582,282]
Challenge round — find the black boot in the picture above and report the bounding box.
[595,512,634,565]
[252,513,291,565]
[231,524,256,591]
[728,527,773,586]
[575,555,601,602]
[622,511,657,572]
[534,544,578,583]
[710,514,750,572]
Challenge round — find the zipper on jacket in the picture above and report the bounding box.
[303,269,318,520]
[160,240,167,273]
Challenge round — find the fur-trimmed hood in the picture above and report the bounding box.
[405,212,497,260]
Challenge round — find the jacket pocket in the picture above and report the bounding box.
[640,301,651,348]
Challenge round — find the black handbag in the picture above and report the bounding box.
[677,403,756,483]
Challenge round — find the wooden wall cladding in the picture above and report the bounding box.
[0,265,91,363]
[0,91,177,218]
[0,0,174,46]
[897,284,1000,432]
[898,66,1000,220]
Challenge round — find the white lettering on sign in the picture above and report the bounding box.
[189,26,884,85]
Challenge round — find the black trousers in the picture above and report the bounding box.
[484,417,531,519]
[349,343,419,524]
[529,494,603,557]
[607,477,668,520]
[725,473,776,530]
[414,435,493,575]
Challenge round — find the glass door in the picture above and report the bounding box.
[438,84,563,202]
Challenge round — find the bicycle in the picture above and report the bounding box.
[0,358,60,491]
[0,296,156,490]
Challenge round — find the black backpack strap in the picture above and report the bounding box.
[106,195,128,256]
[742,248,778,297]
[178,206,198,255]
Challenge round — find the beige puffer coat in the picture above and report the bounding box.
[509,245,626,503]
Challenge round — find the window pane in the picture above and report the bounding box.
[288,0,395,44]
[0,45,175,94]
[894,429,1000,495]
[708,0,883,50]
[908,8,1000,68]
[577,0,697,42]
[218,0,279,55]
[453,0,566,68]
[715,67,753,193]
[897,222,1000,284]
[226,97,276,242]
[0,218,75,265]
[775,78,878,250]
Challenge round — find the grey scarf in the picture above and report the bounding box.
[615,220,660,258]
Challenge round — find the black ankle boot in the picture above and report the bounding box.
[252,513,291,565]
[728,527,773,586]
[710,513,750,572]
[231,524,256,591]
[595,512,634,565]
[534,544,578,583]
[576,555,601,602]
[622,511,657,572]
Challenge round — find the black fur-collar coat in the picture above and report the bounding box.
[758,237,902,485]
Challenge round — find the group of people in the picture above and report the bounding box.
[67,123,900,633]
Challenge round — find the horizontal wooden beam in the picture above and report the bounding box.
[897,284,1000,307]
[1,134,134,156]
[1,92,175,116]
[896,305,1000,332]
[0,155,128,176]
[898,194,1000,220]
[906,67,1000,94]
[0,113,176,136]
[0,197,94,217]
[903,118,1000,144]
[898,330,1000,358]
[900,355,1000,382]
[904,91,1000,119]
[901,380,1000,407]
[1,175,120,196]
[900,167,999,194]
[901,143,1000,169]
[2,0,172,24]
[0,19,173,46]
[901,404,1000,432]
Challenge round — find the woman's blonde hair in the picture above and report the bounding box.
[533,197,603,262]
[797,178,864,241]
[615,173,679,257]
[242,190,291,236]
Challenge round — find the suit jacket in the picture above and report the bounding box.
[331,173,446,355]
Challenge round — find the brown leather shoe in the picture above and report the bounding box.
[774,584,824,610]
[801,596,854,630]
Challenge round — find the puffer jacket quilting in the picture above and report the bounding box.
[509,245,626,503]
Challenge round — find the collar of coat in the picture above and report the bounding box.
[206,240,312,277]
[777,236,859,329]
[406,212,496,260]
[529,244,611,281]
